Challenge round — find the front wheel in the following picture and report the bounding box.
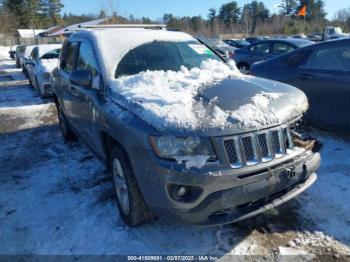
[110,146,152,227]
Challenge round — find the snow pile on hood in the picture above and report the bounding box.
[109,59,307,131]
[229,92,308,128]
[0,46,11,60]
[40,59,59,73]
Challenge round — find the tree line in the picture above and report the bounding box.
[0,0,63,29]
[1,0,349,37]
[164,0,330,36]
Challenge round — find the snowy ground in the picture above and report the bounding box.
[0,60,349,260]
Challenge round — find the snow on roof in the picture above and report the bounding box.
[48,18,109,36]
[37,44,62,58]
[17,29,45,38]
[88,28,194,77]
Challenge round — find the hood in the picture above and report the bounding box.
[40,58,59,73]
[196,77,308,135]
[108,59,308,137]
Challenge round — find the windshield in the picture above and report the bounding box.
[40,49,60,60]
[115,41,222,78]
[335,27,343,34]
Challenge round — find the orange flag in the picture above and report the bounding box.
[298,5,307,17]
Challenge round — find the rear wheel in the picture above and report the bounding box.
[37,77,46,98]
[238,63,250,74]
[56,102,76,141]
[110,146,152,227]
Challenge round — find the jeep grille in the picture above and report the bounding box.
[223,127,293,168]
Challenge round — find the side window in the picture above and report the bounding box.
[77,42,99,76]
[249,42,270,54]
[303,46,350,71]
[284,50,312,67]
[62,42,78,72]
[41,49,60,60]
[272,43,294,55]
[31,48,38,60]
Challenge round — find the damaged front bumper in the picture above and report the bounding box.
[143,150,320,226]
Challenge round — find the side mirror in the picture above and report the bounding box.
[26,61,35,67]
[70,69,92,88]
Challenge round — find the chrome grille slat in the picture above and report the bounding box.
[223,126,294,168]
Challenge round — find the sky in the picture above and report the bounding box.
[61,0,349,20]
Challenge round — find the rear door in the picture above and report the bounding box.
[294,44,350,129]
[57,41,79,123]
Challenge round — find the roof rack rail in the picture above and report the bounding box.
[79,24,166,30]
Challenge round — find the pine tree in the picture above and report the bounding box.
[242,0,270,34]
[279,0,298,15]
[296,0,327,20]
[218,1,240,26]
[47,0,63,25]
[207,8,216,25]
[4,0,28,27]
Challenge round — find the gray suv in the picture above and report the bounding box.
[53,26,321,227]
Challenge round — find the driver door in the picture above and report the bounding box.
[70,40,104,155]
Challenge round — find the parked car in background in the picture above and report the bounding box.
[245,36,269,44]
[234,38,313,73]
[26,44,61,97]
[198,38,235,59]
[21,45,36,77]
[15,45,26,68]
[223,39,250,49]
[292,33,307,39]
[250,38,350,133]
[53,26,320,227]
[322,26,349,41]
[307,32,323,42]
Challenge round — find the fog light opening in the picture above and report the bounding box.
[168,184,203,202]
[176,186,189,198]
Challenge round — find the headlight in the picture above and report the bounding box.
[149,136,216,159]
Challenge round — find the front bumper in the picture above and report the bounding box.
[131,148,320,225]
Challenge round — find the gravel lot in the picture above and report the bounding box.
[0,60,349,260]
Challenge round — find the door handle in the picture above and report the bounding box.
[300,74,313,80]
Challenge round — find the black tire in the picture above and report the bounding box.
[238,62,250,73]
[36,77,46,98]
[110,146,152,227]
[56,101,76,141]
[28,77,34,89]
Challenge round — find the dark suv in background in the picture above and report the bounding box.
[251,38,350,133]
[234,38,313,73]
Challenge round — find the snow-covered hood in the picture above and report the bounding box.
[108,59,308,136]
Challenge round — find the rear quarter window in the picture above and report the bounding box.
[284,50,312,67]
